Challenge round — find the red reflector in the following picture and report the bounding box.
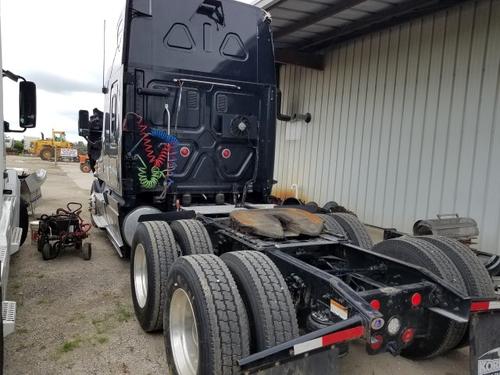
[411,293,422,307]
[222,148,231,159]
[370,299,381,310]
[369,334,384,351]
[180,147,190,158]
[293,325,365,356]
[471,301,490,312]
[322,326,365,347]
[401,328,415,344]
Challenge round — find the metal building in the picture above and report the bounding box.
[257,0,500,253]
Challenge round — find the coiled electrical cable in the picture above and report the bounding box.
[136,155,164,190]
[150,128,179,146]
[128,112,179,190]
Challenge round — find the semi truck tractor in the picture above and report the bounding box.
[78,0,500,373]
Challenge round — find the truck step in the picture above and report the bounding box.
[10,226,23,255]
[2,301,16,337]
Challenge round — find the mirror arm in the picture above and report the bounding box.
[2,69,25,82]
[4,121,27,133]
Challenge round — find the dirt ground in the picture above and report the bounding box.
[4,155,469,374]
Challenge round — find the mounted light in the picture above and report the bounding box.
[411,293,422,307]
[180,146,190,158]
[387,317,401,336]
[369,335,384,351]
[222,148,231,159]
[401,328,415,344]
[371,317,385,331]
[370,299,381,311]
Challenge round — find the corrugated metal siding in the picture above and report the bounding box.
[274,0,500,253]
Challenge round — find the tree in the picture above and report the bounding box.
[12,140,24,154]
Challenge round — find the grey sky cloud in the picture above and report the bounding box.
[27,71,101,94]
[2,0,253,141]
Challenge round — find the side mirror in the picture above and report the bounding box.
[78,110,90,137]
[19,81,37,128]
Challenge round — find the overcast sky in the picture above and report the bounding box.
[1,0,253,142]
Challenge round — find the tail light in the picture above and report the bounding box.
[410,292,422,307]
[369,334,384,351]
[370,299,381,310]
[401,328,415,344]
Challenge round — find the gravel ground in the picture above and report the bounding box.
[4,155,469,375]
[5,156,166,375]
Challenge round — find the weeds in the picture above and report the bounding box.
[59,338,82,353]
[115,303,132,322]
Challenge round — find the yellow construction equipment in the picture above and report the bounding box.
[30,130,74,160]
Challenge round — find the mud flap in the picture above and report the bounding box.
[257,347,339,375]
[470,311,500,375]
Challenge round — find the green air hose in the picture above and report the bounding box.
[136,155,164,190]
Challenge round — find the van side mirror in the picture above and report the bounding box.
[19,81,37,128]
[78,110,90,137]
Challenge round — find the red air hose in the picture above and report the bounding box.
[139,119,175,169]
[154,143,172,168]
[139,120,156,165]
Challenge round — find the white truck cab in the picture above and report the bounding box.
[0,10,37,372]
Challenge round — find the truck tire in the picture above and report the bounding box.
[317,214,347,237]
[221,251,299,352]
[330,213,373,249]
[418,236,495,349]
[40,147,53,161]
[19,199,29,246]
[164,255,249,375]
[372,236,468,359]
[418,236,494,297]
[323,201,339,212]
[170,220,213,255]
[131,221,178,332]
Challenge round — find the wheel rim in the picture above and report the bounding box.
[170,288,199,375]
[133,244,148,308]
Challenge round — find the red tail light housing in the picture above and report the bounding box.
[222,148,232,159]
[370,299,381,310]
[410,292,422,307]
[180,146,190,158]
[401,328,415,344]
[369,334,384,351]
